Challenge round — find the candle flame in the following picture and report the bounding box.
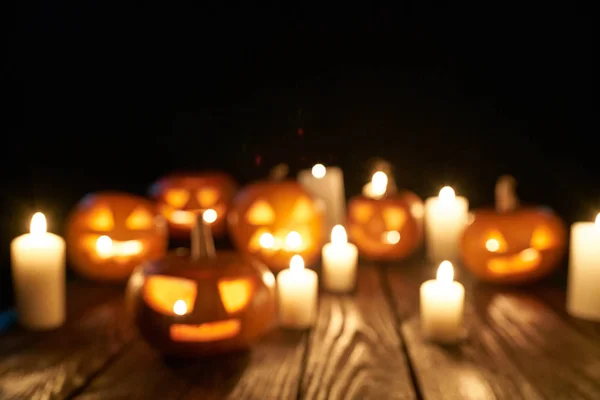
[371,171,388,197]
[202,209,217,224]
[290,254,304,272]
[436,260,454,283]
[383,230,400,244]
[595,213,600,227]
[285,231,303,250]
[30,212,47,235]
[439,186,456,202]
[312,164,326,179]
[331,225,347,244]
[485,238,500,252]
[173,300,187,316]
[259,232,275,249]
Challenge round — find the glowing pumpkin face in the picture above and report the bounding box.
[461,207,567,284]
[228,181,325,271]
[347,191,424,260]
[126,250,276,356]
[150,172,237,238]
[66,192,168,282]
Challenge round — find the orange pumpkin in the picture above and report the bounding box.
[347,169,424,260]
[126,213,276,356]
[66,192,168,282]
[460,176,567,284]
[150,172,237,238]
[228,164,325,271]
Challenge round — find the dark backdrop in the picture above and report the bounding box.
[1,3,594,309]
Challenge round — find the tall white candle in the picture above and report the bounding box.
[11,212,66,330]
[298,164,346,234]
[425,186,469,264]
[276,255,318,329]
[322,225,358,293]
[567,214,600,321]
[420,261,465,343]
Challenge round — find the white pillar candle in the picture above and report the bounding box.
[420,261,465,343]
[298,164,346,234]
[322,225,358,293]
[276,255,318,329]
[567,214,600,321]
[425,186,469,264]
[11,212,66,330]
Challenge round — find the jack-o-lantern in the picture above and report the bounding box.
[126,213,276,356]
[228,164,325,271]
[460,176,567,284]
[150,172,237,238]
[347,168,424,261]
[66,192,168,282]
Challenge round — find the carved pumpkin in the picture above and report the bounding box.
[66,192,168,282]
[347,168,424,261]
[460,176,567,284]
[126,213,276,356]
[228,164,325,271]
[150,172,237,238]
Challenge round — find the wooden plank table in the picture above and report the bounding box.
[1,259,599,400]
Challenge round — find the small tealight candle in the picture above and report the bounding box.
[322,225,358,293]
[420,261,465,344]
[425,186,469,264]
[298,164,346,234]
[276,255,318,329]
[567,213,600,321]
[11,212,66,330]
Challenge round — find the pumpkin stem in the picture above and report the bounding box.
[269,163,289,181]
[495,175,519,213]
[191,212,216,260]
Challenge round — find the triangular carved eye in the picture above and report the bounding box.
[165,189,189,208]
[289,197,314,222]
[245,199,275,225]
[382,207,407,230]
[351,202,373,223]
[88,205,114,231]
[197,188,220,208]
[126,207,154,230]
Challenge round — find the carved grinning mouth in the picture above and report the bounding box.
[81,235,146,263]
[487,248,541,275]
[170,319,241,342]
[160,204,226,226]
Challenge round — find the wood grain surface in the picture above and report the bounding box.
[1,261,599,400]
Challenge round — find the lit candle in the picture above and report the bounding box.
[298,164,346,234]
[322,225,358,293]
[420,261,465,343]
[362,171,388,199]
[10,212,66,330]
[276,255,318,329]
[566,213,600,321]
[424,186,469,264]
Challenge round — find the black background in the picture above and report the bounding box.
[0,3,594,309]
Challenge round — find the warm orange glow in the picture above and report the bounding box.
[218,278,254,313]
[95,236,142,258]
[164,189,189,208]
[312,164,326,178]
[197,188,219,208]
[411,202,424,219]
[284,231,303,250]
[246,199,276,225]
[203,209,218,224]
[382,207,407,230]
[485,230,507,253]
[530,226,555,250]
[290,197,315,222]
[382,230,400,244]
[30,212,47,235]
[88,206,115,231]
[351,202,373,223]
[173,300,187,316]
[96,235,113,258]
[259,232,274,249]
[143,275,197,316]
[487,248,541,274]
[126,207,154,230]
[170,319,241,342]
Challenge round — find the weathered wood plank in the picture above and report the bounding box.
[75,329,306,400]
[300,265,416,400]
[385,263,600,400]
[0,288,133,400]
